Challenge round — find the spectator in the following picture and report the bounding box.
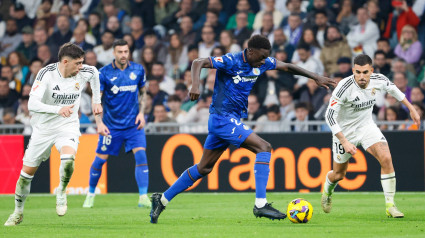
[336,0,357,35]
[122,34,139,62]
[165,33,188,80]
[16,26,37,62]
[161,0,198,32]
[147,78,169,119]
[140,47,156,76]
[84,51,103,69]
[35,0,56,36]
[142,29,168,64]
[230,11,253,47]
[377,37,396,62]
[378,93,402,121]
[24,58,43,85]
[380,105,407,131]
[151,62,176,95]
[255,104,285,132]
[198,25,219,58]
[155,0,179,26]
[178,16,197,47]
[312,9,330,48]
[332,72,345,84]
[7,51,29,85]
[411,87,424,104]
[1,65,22,94]
[291,102,316,132]
[2,107,21,126]
[407,101,424,130]
[394,24,423,65]
[334,57,352,78]
[88,12,102,44]
[253,0,283,31]
[347,7,380,58]
[70,0,84,23]
[251,12,276,44]
[144,92,154,122]
[105,16,123,39]
[58,4,76,31]
[384,0,420,47]
[0,77,19,115]
[373,50,391,77]
[292,28,322,64]
[20,84,31,97]
[33,28,49,49]
[278,89,295,121]
[194,0,228,31]
[130,16,145,49]
[389,58,418,87]
[175,83,196,111]
[393,72,412,102]
[298,79,327,113]
[9,2,33,30]
[282,13,303,47]
[100,2,131,34]
[246,94,266,122]
[182,90,213,132]
[74,19,97,46]
[0,19,22,58]
[320,26,352,76]
[367,0,386,34]
[219,30,241,53]
[49,14,73,53]
[293,44,324,89]
[279,0,306,28]
[71,27,94,51]
[271,28,295,61]
[167,94,187,123]
[152,104,178,133]
[305,0,336,28]
[226,0,255,30]
[93,30,115,66]
[131,0,156,29]
[15,96,32,135]
[273,50,297,89]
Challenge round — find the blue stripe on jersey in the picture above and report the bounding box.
[100,61,146,130]
[209,50,277,119]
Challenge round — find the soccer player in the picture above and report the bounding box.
[322,54,421,218]
[82,39,151,208]
[4,43,102,226]
[150,35,336,223]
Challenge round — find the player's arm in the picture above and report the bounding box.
[135,87,147,129]
[190,57,212,101]
[275,60,336,89]
[93,91,109,136]
[88,66,103,116]
[401,98,421,126]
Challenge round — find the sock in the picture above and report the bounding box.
[254,152,271,207]
[381,172,396,205]
[58,154,75,193]
[14,171,33,214]
[324,171,338,196]
[88,156,107,194]
[255,198,267,208]
[134,150,149,196]
[163,164,203,203]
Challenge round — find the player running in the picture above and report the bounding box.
[322,54,421,218]
[4,43,102,226]
[82,39,151,208]
[150,35,336,223]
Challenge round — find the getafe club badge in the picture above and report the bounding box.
[101,145,107,151]
[75,82,80,90]
[252,68,260,75]
[130,72,137,80]
[371,88,376,96]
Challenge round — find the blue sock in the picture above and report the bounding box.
[89,156,107,194]
[163,164,203,202]
[254,152,271,199]
[134,150,149,195]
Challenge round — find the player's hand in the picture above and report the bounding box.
[189,87,200,101]
[314,76,336,90]
[97,122,110,136]
[410,108,421,127]
[92,103,103,116]
[342,140,357,155]
[135,113,146,130]
[58,105,74,118]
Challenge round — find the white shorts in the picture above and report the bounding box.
[23,128,80,167]
[332,124,387,164]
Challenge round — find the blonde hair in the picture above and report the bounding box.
[400,25,418,50]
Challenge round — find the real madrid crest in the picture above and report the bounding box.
[75,82,80,91]
[371,88,376,96]
[130,72,137,80]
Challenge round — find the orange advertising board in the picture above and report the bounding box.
[50,134,107,194]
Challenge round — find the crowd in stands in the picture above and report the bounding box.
[1,0,425,134]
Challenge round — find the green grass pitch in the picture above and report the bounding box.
[1,192,424,238]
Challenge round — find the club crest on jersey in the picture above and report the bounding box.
[371,88,376,96]
[214,57,223,63]
[75,82,80,91]
[252,68,260,75]
[130,72,137,80]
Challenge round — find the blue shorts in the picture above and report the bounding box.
[203,114,253,150]
[96,127,146,156]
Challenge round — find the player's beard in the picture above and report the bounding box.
[118,58,128,66]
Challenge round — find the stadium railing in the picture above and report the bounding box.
[0,121,423,135]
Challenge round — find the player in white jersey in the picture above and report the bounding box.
[321,54,420,218]
[4,43,103,226]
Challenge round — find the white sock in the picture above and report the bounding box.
[140,194,148,199]
[87,192,95,197]
[160,194,169,206]
[324,171,338,196]
[255,198,267,208]
[58,155,75,193]
[14,171,34,214]
[381,172,396,205]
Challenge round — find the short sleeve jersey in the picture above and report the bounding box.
[209,49,277,119]
[99,61,146,130]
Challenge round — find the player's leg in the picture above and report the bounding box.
[240,133,286,220]
[55,146,77,216]
[322,160,349,213]
[132,147,150,208]
[366,142,403,218]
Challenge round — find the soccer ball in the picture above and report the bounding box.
[287,198,313,223]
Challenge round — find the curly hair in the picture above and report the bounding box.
[247,34,271,50]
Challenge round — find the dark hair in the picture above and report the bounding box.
[168,94,181,102]
[353,54,372,66]
[58,43,85,61]
[267,104,280,114]
[175,83,188,91]
[30,58,43,65]
[0,77,9,82]
[297,43,310,51]
[21,95,30,101]
[314,9,327,17]
[279,88,292,95]
[211,46,226,56]
[153,61,165,67]
[295,102,309,110]
[374,50,386,58]
[248,35,271,50]
[377,37,389,44]
[72,0,82,5]
[102,30,114,36]
[207,9,220,18]
[112,39,128,49]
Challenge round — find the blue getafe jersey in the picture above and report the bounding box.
[209,50,277,119]
[100,61,146,130]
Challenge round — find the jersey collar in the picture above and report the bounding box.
[112,60,131,70]
[242,49,248,63]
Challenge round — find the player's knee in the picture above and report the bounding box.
[334,171,346,181]
[258,141,272,153]
[380,155,393,168]
[197,164,213,176]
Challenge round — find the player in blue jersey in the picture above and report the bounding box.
[150,35,336,223]
[83,39,151,208]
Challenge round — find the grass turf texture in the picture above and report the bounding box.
[1,192,424,238]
